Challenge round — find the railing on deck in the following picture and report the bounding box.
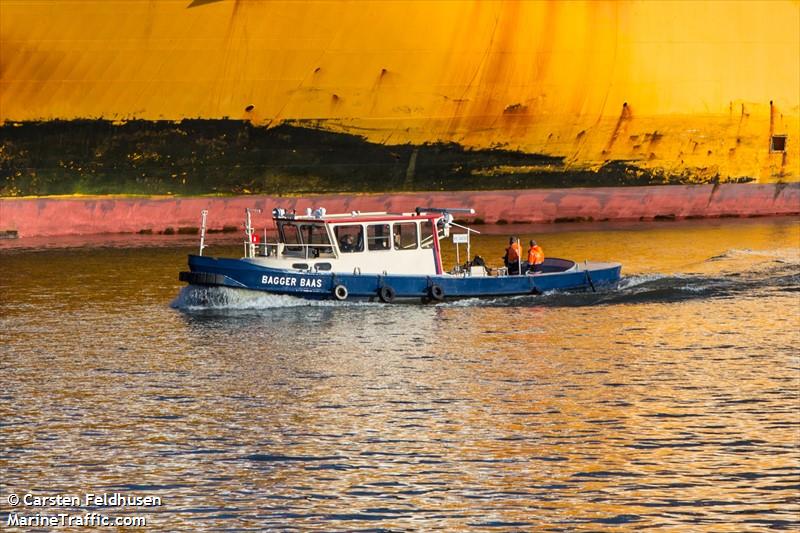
[244,240,335,260]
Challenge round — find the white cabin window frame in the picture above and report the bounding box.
[392,222,419,250]
[298,222,335,258]
[419,219,435,249]
[278,222,304,255]
[332,224,365,254]
[366,223,391,251]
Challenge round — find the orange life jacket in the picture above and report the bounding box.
[528,245,544,265]
[506,242,521,262]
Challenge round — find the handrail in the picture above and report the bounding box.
[246,240,336,259]
[448,221,481,234]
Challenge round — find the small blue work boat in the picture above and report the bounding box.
[179,207,621,302]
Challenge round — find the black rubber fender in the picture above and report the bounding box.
[333,284,349,301]
[378,285,396,303]
[428,284,444,301]
[179,271,226,286]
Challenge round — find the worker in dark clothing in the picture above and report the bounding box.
[339,233,354,252]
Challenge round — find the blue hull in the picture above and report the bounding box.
[181,255,622,302]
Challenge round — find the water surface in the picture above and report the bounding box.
[1,217,799,530]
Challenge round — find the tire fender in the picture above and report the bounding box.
[333,284,349,301]
[428,284,444,301]
[378,285,396,303]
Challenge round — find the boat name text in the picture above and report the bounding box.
[261,275,322,288]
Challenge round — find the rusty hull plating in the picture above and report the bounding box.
[0,0,797,188]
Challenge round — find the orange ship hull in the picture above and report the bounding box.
[1,0,797,188]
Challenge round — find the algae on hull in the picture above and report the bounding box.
[0,120,752,197]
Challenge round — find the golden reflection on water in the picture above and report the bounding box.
[1,217,798,530]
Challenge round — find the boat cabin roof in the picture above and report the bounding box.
[271,209,443,225]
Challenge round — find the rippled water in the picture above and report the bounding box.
[1,218,799,531]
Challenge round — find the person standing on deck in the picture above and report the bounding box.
[504,237,522,274]
[526,240,545,273]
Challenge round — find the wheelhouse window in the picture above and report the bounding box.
[334,225,364,253]
[420,220,435,249]
[299,223,333,257]
[279,223,302,253]
[393,222,418,250]
[367,224,391,251]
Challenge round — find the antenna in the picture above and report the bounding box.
[199,209,208,256]
[244,208,262,258]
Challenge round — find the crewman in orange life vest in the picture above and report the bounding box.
[526,239,545,273]
[504,236,522,274]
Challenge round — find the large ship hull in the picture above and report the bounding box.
[1,0,797,193]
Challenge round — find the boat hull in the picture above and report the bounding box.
[181,255,622,302]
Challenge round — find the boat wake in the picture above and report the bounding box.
[704,246,799,263]
[446,247,799,308]
[171,284,398,312]
[171,285,370,311]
